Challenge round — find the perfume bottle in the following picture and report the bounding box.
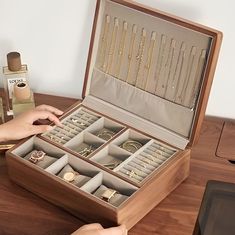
[2,52,28,115]
[12,81,35,117]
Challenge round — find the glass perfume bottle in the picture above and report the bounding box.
[2,52,28,115]
[12,81,35,117]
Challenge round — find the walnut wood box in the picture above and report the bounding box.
[6,0,222,230]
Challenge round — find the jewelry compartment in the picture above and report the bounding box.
[87,116,125,141]
[42,106,101,145]
[90,144,131,170]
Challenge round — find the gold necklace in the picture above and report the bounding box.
[143,31,157,90]
[172,42,186,102]
[178,46,197,105]
[189,49,207,108]
[106,17,119,74]
[163,39,176,98]
[99,15,111,71]
[154,34,167,92]
[134,28,147,86]
[126,24,137,83]
[115,21,128,78]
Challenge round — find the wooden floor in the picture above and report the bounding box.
[1,93,235,235]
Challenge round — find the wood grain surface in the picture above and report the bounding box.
[1,93,235,235]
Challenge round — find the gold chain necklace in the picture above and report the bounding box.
[154,34,167,92]
[126,24,137,83]
[172,42,186,102]
[106,17,119,74]
[178,46,197,105]
[189,49,207,108]
[99,15,111,71]
[115,21,128,78]
[162,39,176,98]
[134,28,147,86]
[143,31,157,90]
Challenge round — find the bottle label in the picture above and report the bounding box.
[7,77,27,99]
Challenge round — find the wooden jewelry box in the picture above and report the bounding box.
[6,0,222,230]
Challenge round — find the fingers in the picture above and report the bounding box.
[98,225,127,235]
[77,223,104,232]
[35,105,64,116]
[28,125,53,135]
[31,110,62,126]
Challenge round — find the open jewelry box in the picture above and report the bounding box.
[6,0,222,229]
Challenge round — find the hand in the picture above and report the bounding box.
[71,224,127,235]
[0,105,63,142]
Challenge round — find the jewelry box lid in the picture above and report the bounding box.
[81,0,222,149]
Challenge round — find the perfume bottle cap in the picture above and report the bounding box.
[7,52,22,71]
[14,81,31,100]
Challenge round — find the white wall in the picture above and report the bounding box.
[0,0,233,118]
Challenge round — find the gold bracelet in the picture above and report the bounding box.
[121,140,143,153]
[126,24,137,83]
[143,31,157,90]
[172,42,186,102]
[178,46,197,105]
[115,21,128,78]
[154,34,167,92]
[106,17,119,74]
[99,15,111,71]
[134,28,147,86]
[189,49,207,108]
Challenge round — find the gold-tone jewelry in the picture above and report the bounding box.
[106,17,119,74]
[103,161,121,170]
[143,31,157,90]
[29,150,46,164]
[121,140,143,153]
[172,42,186,102]
[129,161,151,174]
[135,158,155,171]
[101,189,117,202]
[99,15,111,71]
[141,152,163,164]
[71,118,86,127]
[63,171,78,182]
[97,129,116,141]
[126,24,137,82]
[139,154,160,167]
[134,28,147,86]
[178,46,197,105]
[154,34,167,90]
[189,49,207,108]
[78,145,94,157]
[163,39,176,98]
[115,21,128,78]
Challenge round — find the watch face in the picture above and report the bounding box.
[63,172,76,182]
[29,150,45,163]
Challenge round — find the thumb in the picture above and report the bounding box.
[99,225,127,235]
[30,125,53,135]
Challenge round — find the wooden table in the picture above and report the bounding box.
[1,93,235,235]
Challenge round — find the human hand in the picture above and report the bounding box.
[71,223,127,235]
[0,105,63,142]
